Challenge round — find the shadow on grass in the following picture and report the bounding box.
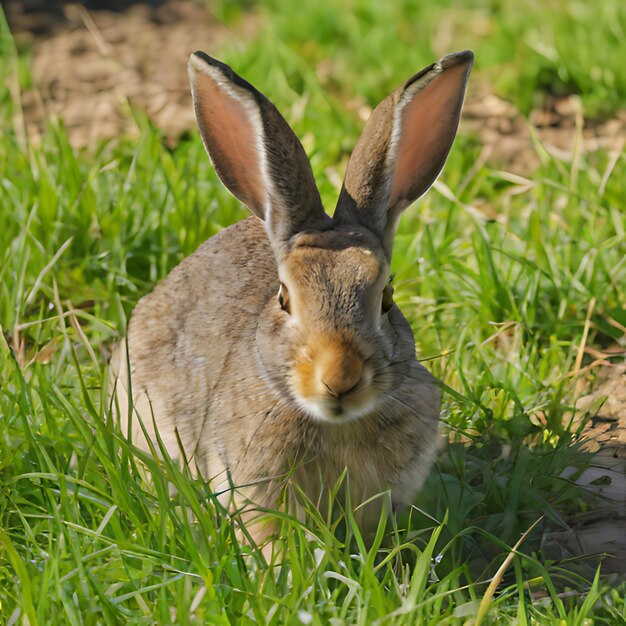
[412,436,626,588]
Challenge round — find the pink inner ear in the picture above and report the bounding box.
[389,62,469,208]
[194,71,266,213]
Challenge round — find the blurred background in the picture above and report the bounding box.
[4,0,625,168]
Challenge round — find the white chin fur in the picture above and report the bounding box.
[295,398,376,424]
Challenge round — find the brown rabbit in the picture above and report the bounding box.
[111,50,473,544]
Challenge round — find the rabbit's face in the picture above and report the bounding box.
[188,50,472,423]
[257,227,409,424]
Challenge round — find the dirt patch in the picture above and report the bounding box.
[462,81,626,174]
[577,364,626,456]
[8,0,258,147]
[541,364,626,579]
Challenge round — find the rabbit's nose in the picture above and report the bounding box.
[319,348,364,399]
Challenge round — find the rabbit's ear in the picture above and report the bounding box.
[333,51,473,257]
[188,52,329,248]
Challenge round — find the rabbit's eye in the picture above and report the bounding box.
[278,283,290,314]
[381,283,394,314]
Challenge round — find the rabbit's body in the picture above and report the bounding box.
[116,216,439,518]
[112,50,473,541]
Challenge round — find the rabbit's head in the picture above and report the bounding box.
[188,51,472,423]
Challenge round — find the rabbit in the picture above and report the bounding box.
[111,49,473,546]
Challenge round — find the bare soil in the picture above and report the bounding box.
[463,82,626,174]
[7,0,258,147]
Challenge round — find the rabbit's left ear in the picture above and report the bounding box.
[333,51,473,257]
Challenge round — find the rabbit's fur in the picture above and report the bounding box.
[111,50,473,542]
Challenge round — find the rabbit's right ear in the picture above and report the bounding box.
[188,52,329,250]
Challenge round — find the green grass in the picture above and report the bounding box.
[218,0,626,118]
[1,1,626,623]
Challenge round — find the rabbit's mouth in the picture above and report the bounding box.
[291,360,381,424]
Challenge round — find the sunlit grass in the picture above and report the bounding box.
[218,0,626,118]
